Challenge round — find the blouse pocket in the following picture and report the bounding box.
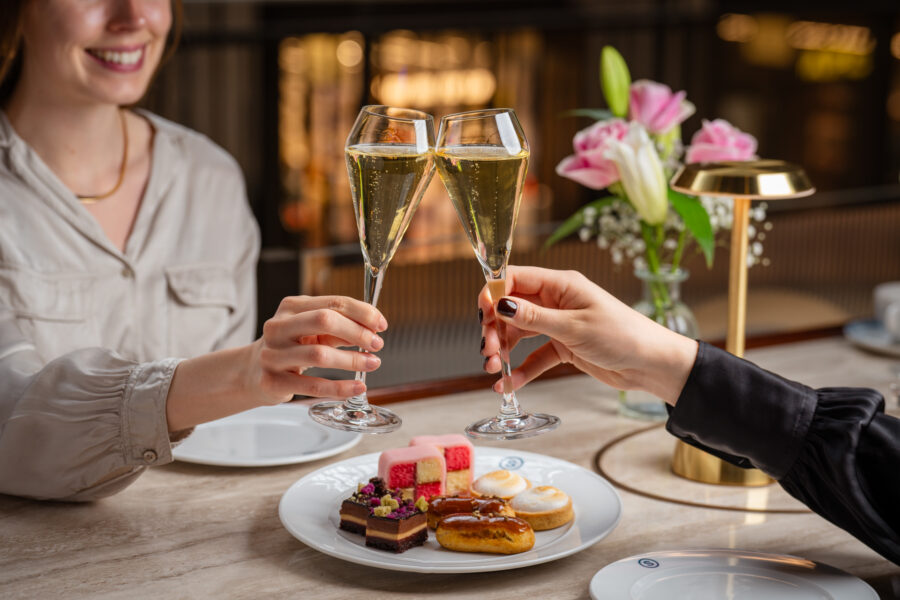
[0,266,97,358]
[165,264,237,357]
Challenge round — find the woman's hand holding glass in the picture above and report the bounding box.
[252,295,388,403]
[166,295,387,433]
[478,266,698,406]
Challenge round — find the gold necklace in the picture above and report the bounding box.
[77,109,129,204]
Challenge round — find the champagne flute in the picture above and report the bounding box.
[435,108,560,439]
[309,106,435,434]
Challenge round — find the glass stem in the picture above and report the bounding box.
[488,272,523,420]
[495,317,523,419]
[347,265,385,409]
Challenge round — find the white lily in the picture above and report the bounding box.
[603,123,668,226]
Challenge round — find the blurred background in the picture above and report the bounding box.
[142,0,900,389]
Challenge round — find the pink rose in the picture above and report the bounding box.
[685,119,757,164]
[629,80,695,135]
[555,119,629,189]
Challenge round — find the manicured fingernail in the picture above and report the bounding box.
[493,380,502,393]
[478,308,483,323]
[497,298,518,318]
[366,355,381,369]
[480,337,486,351]
[371,335,384,350]
[378,317,388,331]
[483,356,490,369]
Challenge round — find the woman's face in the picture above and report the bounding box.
[21,0,172,106]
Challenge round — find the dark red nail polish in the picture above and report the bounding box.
[480,337,486,351]
[478,308,483,323]
[483,356,490,368]
[497,298,518,317]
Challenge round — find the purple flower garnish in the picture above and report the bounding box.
[361,483,375,495]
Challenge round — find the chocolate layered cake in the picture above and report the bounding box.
[339,477,389,535]
[365,496,429,553]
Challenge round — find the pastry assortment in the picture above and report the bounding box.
[336,437,574,556]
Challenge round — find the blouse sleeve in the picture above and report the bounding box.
[0,307,181,501]
[666,341,900,564]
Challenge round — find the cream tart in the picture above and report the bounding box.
[472,470,531,500]
[509,485,574,531]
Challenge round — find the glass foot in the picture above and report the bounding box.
[464,412,560,440]
[308,399,402,434]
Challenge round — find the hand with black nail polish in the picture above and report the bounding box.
[476,265,698,406]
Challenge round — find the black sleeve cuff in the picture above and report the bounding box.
[665,341,818,480]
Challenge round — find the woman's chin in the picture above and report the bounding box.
[77,81,153,108]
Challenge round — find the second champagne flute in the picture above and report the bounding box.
[309,106,435,433]
[435,108,560,439]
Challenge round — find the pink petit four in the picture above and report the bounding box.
[409,434,474,495]
[378,445,446,500]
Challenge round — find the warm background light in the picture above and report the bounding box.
[716,14,759,43]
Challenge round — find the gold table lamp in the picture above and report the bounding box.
[669,160,815,486]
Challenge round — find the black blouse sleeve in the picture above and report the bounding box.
[666,341,900,565]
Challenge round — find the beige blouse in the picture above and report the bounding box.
[0,111,260,501]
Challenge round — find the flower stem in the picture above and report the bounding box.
[671,229,687,272]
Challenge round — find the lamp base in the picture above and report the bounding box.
[671,441,773,486]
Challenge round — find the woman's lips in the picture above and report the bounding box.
[85,46,145,73]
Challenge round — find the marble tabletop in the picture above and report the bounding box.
[1,337,898,599]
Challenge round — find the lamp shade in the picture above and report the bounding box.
[670,159,815,199]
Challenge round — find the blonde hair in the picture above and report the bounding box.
[0,0,184,107]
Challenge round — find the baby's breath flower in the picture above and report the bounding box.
[578,227,592,242]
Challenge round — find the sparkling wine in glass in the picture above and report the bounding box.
[435,108,560,439]
[309,106,435,434]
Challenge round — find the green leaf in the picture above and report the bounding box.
[543,197,618,250]
[668,188,714,268]
[600,46,631,118]
[560,108,616,121]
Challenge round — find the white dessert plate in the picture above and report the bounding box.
[279,447,622,573]
[588,549,877,600]
[844,318,900,358]
[173,404,361,467]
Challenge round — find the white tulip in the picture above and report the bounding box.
[604,123,668,226]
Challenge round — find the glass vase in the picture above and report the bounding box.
[619,266,699,421]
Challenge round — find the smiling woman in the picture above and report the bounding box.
[0,0,182,107]
[0,0,386,502]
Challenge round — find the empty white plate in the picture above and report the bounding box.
[589,549,877,600]
[173,404,361,467]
